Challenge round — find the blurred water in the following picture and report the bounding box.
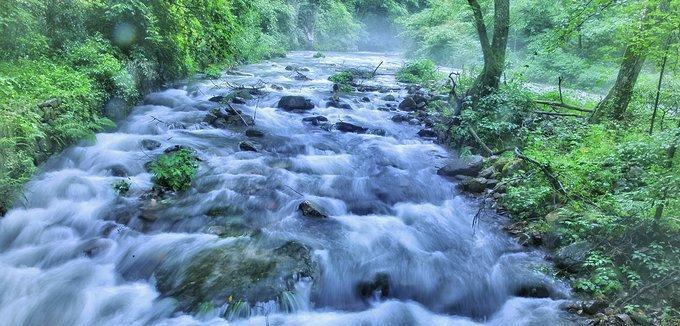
[0,52,578,326]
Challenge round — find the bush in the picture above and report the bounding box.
[149,149,199,191]
[329,70,355,92]
[396,59,441,84]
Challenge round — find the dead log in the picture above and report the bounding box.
[534,100,593,113]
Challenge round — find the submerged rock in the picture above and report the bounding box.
[302,116,328,126]
[335,121,367,134]
[437,155,484,177]
[245,129,264,138]
[278,96,315,111]
[327,99,352,110]
[357,273,390,300]
[298,200,327,218]
[204,107,254,128]
[156,239,315,312]
[238,141,258,152]
[141,139,161,150]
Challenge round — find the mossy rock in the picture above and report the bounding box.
[156,239,315,312]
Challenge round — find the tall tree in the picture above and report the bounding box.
[466,0,510,100]
[592,0,674,121]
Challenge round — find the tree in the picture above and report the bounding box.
[466,0,510,100]
[592,0,675,121]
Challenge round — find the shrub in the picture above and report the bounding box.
[329,70,355,92]
[396,59,441,84]
[149,149,199,191]
[112,180,131,195]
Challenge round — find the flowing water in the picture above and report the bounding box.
[0,52,579,326]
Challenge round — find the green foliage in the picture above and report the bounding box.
[113,180,131,195]
[396,59,441,84]
[149,149,199,192]
[313,0,361,51]
[329,70,355,92]
[313,52,326,58]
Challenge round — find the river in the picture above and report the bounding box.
[0,51,579,325]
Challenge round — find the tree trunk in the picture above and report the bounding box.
[649,35,671,134]
[592,45,646,121]
[466,0,510,101]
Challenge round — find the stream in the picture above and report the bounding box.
[0,52,579,326]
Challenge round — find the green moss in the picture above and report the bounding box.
[329,70,355,93]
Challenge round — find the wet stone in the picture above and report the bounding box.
[335,121,367,134]
[245,129,264,138]
[298,200,327,218]
[141,139,161,150]
[278,96,315,111]
[302,116,328,125]
[417,129,438,138]
[238,141,258,152]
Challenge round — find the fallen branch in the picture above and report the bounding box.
[534,100,593,113]
[468,127,515,156]
[226,103,250,127]
[532,111,583,117]
[371,61,384,77]
[514,148,568,197]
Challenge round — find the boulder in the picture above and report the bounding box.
[141,139,161,150]
[327,99,352,110]
[155,239,315,312]
[514,284,551,299]
[302,116,328,126]
[231,97,246,104]
[368,128,386,136]
[335,122,367,134]
[357,273,390,300]
[245,129,264,138]
[238,141,258,152]
[391,114,410,123]
[437,155,484,177]
[398,95,427,111]
[554,241,590,272]
[298,201,327,218]
[460,177,496,193]
[382,94,396,101]
[361,96,371,102]
[278,96,315,111]
[417,129,438,138]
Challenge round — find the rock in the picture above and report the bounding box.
[278,96,315,111]
[238,141,258,152]
[155,239,316,312]
[391,114,410,123]
[382,94,396,101]
[294,73,312,81]
[209,95,228,103]
[37,97,62,109]
[361,96,371,102]
[357,273,390,300]
[368,128,386,136]
[225,70,253,76]
[107,164,129,177]
[205,107,254,128]
[479,167,496,179]
[398,95,427,111]
[327,99,353,110]
[270,84,284,91]
[298,201,327,218]
[163,145,191,154]
[554,241,590,272]
[616,314,634,326]
[285,65,309,72]
[437,155,484,177]
[231,96,246,104]
[335,122,367,134]
[583,300,608,315]
[141,139,161,150]
[460,177,495,193]
[417,129,438,138]
[245,129,264,138]
[302,116,328,125]
[206,226,228,236]
[514,284,551,298]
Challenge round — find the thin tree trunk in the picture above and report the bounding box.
[649,36,671,134]
[466,0,510,101]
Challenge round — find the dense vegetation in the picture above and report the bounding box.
[1,0,678,324]
[0,0,422,213]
